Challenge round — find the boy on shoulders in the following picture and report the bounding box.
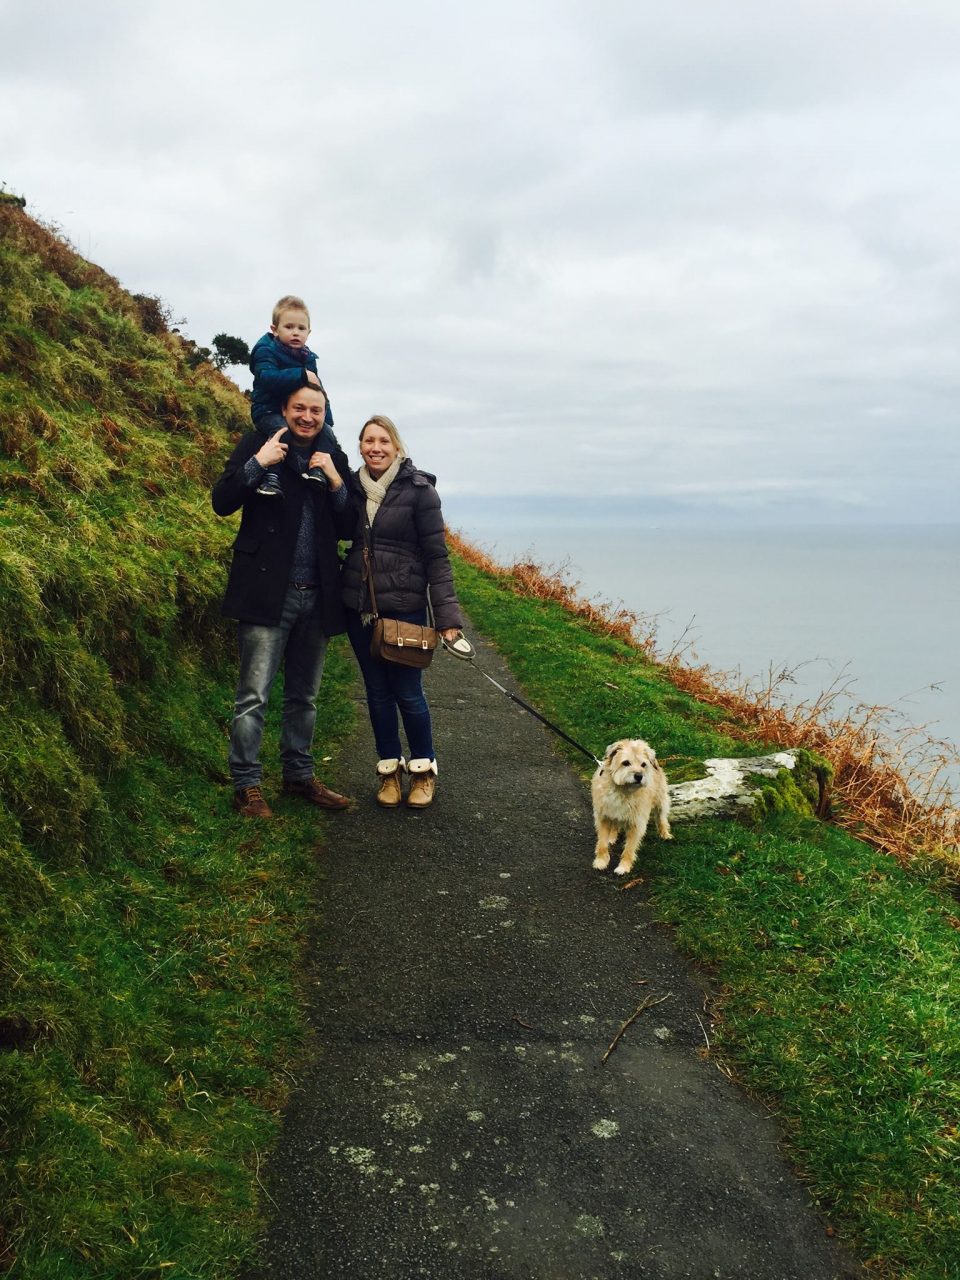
[249,294,339,498]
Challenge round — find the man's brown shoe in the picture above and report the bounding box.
[233,785,273,818]
[283,777,351,810]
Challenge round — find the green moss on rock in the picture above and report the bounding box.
[746,749,833,822]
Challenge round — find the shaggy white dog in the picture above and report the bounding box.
[591,738,673,875]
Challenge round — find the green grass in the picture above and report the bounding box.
[453,553,960,1280]
[0,203,360,1278]
[2,640,357,1279]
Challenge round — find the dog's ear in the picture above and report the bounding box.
[603,743,619,762]
[647,747,657,764]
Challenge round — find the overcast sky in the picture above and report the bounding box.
[2,0,959,525]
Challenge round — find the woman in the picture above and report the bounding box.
[341,415,464,808]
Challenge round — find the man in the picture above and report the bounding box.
[211,383,353,816]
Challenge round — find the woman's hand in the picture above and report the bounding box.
[440,628,461,643]
[308,451,343,489]
[255,428,288,468]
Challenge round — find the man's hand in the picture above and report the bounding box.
[308,451,343,488]
[255,428,288,468]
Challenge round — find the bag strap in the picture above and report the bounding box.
[360,520,379,618]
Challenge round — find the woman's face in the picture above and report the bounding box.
[360,424,399,477]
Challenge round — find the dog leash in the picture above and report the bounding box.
[441,634,603,767]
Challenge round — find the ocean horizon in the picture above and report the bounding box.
[446,509,960,795]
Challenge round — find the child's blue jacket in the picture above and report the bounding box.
[249,332,333,428]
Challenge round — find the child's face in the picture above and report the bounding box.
[271,308,311,349]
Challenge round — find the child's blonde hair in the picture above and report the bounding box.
[360,415,408,457]
[272,294,311,326]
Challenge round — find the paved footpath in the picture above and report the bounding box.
[247,619,861,1280]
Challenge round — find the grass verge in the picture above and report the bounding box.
[452,550,960,1280]
[1,636,356,1279]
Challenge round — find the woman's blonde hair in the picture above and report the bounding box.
[360,414,408,457]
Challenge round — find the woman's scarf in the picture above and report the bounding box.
[359,456,405,624]
[358,455,404,528]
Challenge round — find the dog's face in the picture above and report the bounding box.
[602,739,658,790]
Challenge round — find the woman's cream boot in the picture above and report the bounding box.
[406,758,438,808]
[376,757,405,807]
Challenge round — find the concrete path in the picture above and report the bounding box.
[248,620,861,1279]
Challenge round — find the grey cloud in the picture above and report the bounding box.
[578,2,960,115]
[1,0,958,521]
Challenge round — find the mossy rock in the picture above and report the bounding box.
[747,748,833,821]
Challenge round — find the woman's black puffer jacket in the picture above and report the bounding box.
[341,460,464,631]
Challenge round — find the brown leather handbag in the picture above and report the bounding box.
[363,542,438,669]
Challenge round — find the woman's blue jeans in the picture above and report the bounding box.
[346,609,435,762]
[229,586,329,788]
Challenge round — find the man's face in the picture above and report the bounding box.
[283,389,327,442]
[271,308,311,349]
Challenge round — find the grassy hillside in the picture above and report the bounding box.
[0,203,356,1277]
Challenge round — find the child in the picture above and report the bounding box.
[249,294,339,497]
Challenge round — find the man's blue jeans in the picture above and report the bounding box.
[229,586,329,788]
[346,610,435,762]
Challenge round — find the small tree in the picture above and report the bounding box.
[182,339,212,370]
[0,182,26,208]
[211,333,250,371]
[132,293,185,336]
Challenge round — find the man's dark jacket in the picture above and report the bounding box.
[340,460,464,632]
[248,333,333,429]
[211,431,353,632]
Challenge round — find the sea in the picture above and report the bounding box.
[446,508,960,798]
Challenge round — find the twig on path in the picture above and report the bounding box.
[600,993,672,1065]
[695,1013,711,1050]
[512,1013,533,1030]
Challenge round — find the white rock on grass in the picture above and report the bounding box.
[668,751,798,821]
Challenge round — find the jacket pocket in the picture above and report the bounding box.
[233,532,260,555]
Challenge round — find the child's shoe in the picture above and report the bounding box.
[303,466,328,486]
[257,472,283,498]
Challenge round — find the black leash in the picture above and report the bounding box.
[443,637,602,767]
